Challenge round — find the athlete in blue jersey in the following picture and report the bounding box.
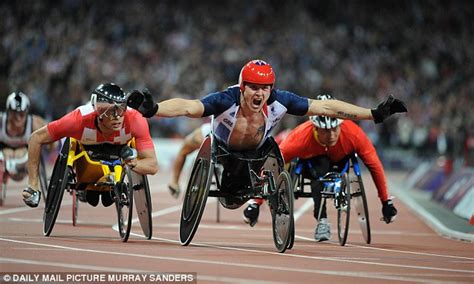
[127,59,406,209]
[127,59,406,151]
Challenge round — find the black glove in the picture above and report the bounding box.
[126,88,158,118]
[382,199,398,224]
[120,146,138,161]
[371,95,407,123]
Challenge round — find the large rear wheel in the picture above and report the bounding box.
[337,173,351,246]
[352,174,371,244]
[39,156,48,202]
[180,136,213,246]
[43,138,70,236]
[271,171,294,253]
[133,173,153,239]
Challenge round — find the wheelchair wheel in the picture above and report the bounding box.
[39,156,48,202]
[351,174,371,244]
[180,136,213,246]
[72,190,79,226]
[115,166,134,242]
[337,173,351,246]
[43,138,70,236]
[271,171,294,253]
[287,222,295,250]
[133,174,153,239]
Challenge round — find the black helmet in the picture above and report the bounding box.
[6,91,30,112]
[90,83,126,108]
[309,94,343,129]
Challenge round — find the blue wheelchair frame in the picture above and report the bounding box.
[290,154,371,245]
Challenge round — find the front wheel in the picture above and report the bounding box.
[115,166,134,242]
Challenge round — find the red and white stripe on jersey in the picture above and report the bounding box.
[47,104,154,151]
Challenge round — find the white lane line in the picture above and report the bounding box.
[0,257,280,284]
[293,199,313,221]
[0,257,146,272]
[0,238,464,283]
[295,235,474,261]
[0,200,72,216]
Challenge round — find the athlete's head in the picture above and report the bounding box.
[309,94,343,147]
[90,83,127,131]
[239,59,275,91]
[238,59,275,113]
[6,91,30,127]
[6,91,30,113]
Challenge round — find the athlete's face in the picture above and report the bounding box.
[241,83,272,113]
[96,102,126,131]
[7,110,28,128]
[316,126,341,147]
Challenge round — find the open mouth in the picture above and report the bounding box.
[252,97,263,108]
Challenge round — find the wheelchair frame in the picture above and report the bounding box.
[290,154,371,246]
[43,137,153,242]
[179,133,295,253]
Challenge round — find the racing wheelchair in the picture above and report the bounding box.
[179,133,295,253]
[43,137,153,242]
[289,154,371,246]
[0,152,48,206]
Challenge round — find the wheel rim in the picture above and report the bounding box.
[182,159,206,221]
[272,171,294,253]
[133,174,153,239]
[43,152,69,236]
[337,173,351,246]
[116,168,134,242]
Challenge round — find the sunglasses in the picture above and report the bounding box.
[96,102,127,119]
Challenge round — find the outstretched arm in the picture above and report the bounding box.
[157,98,205,118]
[307,95,407,123]
[307,99,373,120]
[127,89,204,118]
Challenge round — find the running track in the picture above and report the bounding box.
[1,170,473,283]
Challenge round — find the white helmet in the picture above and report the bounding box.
[6,91,30,112]
[309,94,342,129]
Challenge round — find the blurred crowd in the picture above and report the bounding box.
[1,0,473,164]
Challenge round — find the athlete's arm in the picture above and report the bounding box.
[129,113,158,175]
[171,127,203,184]
[32,115,57,152]
[307,99,373,120]
[130,148,158,176]
[27,126,55,190]
[157,99,204,118]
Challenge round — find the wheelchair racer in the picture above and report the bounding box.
[23,83,158,208]
[275,94,398,241]
[0,91,49,204]
[127,59,406,209]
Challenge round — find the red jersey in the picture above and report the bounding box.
[279,120,389,201]
[47,104,154,152]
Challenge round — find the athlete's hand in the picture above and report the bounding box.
[126,88,158,118]
[371,95,407,123]
[381,199,398,224]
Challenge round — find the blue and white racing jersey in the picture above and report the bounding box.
[200,85,309,148]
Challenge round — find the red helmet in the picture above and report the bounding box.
[239,59,275,91]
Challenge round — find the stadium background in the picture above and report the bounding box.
[1,0,473,222]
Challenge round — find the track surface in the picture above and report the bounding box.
[1,170,473,283]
